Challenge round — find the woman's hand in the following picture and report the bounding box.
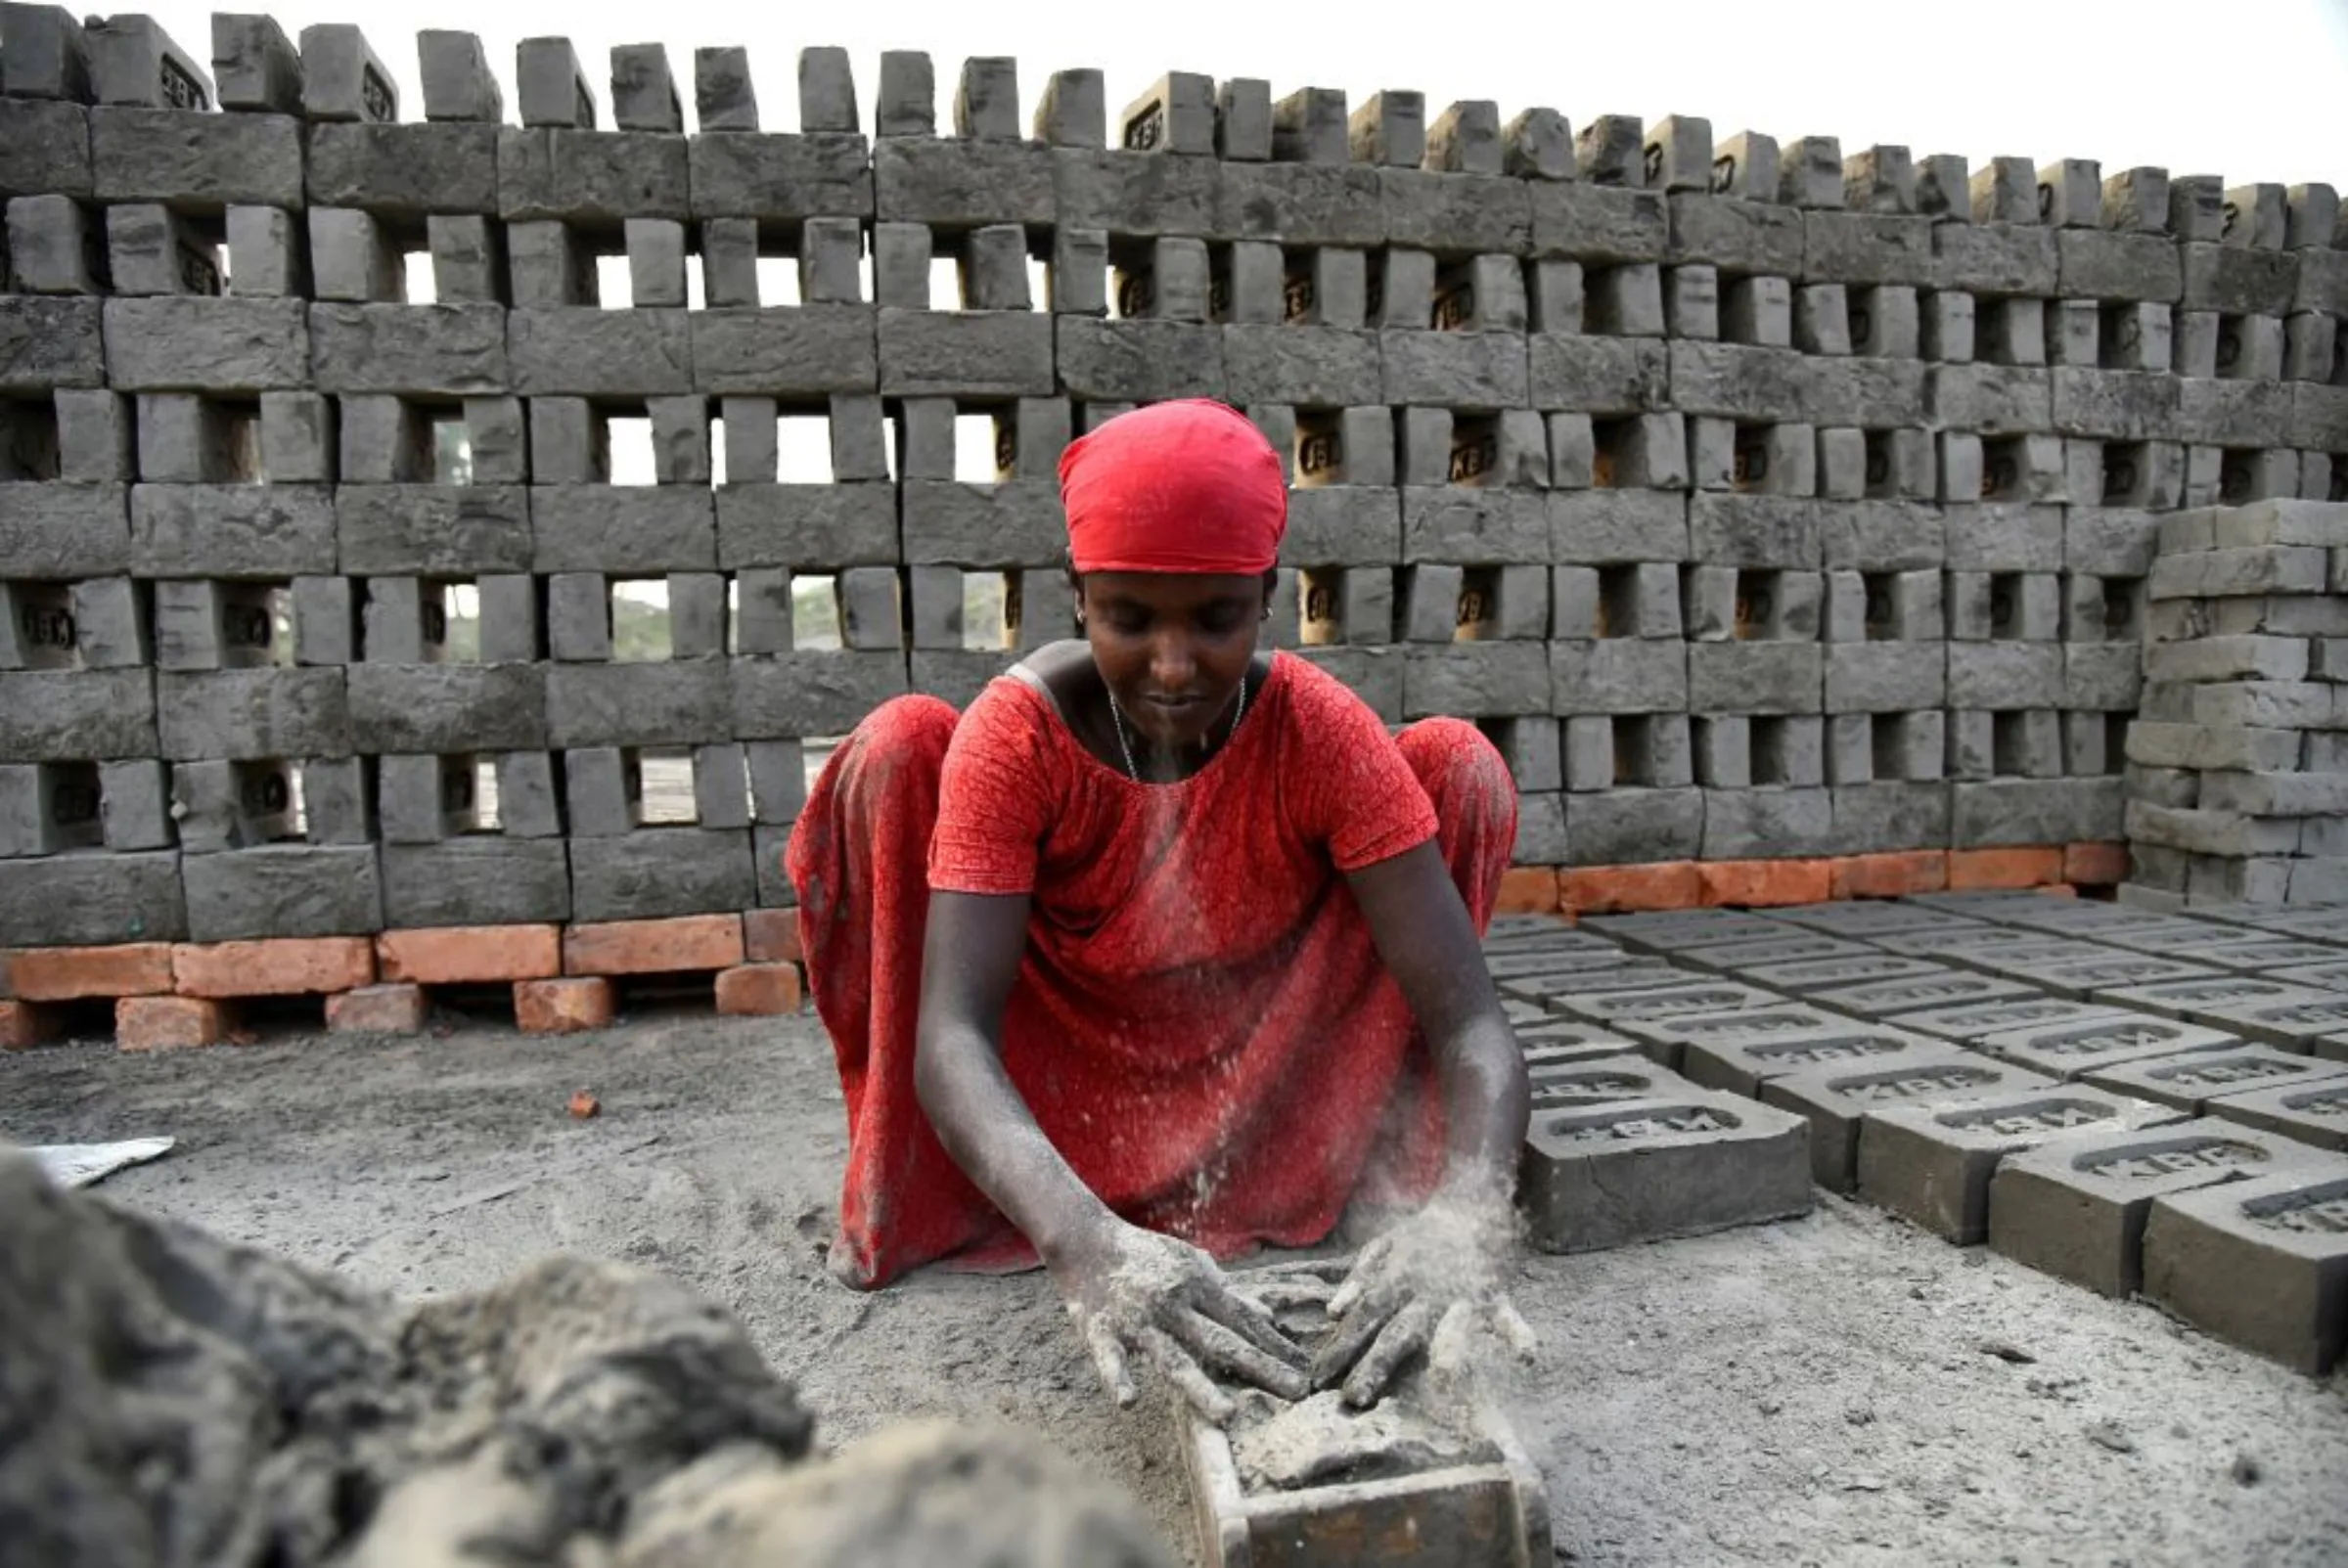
[1313,1178,1538,1409]
[1047,1215,1311,1424]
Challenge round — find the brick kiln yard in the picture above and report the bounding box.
[8,894,2348,1566]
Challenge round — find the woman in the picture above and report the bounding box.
[788,399,1533,1420]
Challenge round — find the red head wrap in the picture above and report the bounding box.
[1057,399,1287,575]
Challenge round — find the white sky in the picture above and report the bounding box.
[146,0,2348,187]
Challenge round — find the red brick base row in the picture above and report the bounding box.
[1497,842,2126,915]
[0,910,809,1051]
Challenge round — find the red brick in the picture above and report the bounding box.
[563,915,745,977]
[173,937,375,999]
[1495,867,1561,916]
[1559,862,1702,916]
[716,963,804,1016]
[742,908,804,964]
[117,996,229,1051]
[1,943,175,1002]
[516,976,614,1035]
[2064,842,2130,887]
[1,1001,59,1050]
[378,924,561,984]
[1831,851,1949,901]
[326,983,428,1035]
[1947,847,2066,891]
[1701,859,1834,908]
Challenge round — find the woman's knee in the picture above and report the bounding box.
[1396,717,1514,814]
[827,694,959,805]
[861,694,960,764]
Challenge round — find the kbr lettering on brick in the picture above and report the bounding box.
[1549,1104,1738,1144]
[2248,1002,2348,1028]
[2084,1140,2274,1182]
[2151,1056,2301,1087]
[2245,1191,2348,1236]
[1751,1035,1907,1066]
[1941,1100,2111,1136]
[1842,1066,1998,1102]
[2035,1023,2182,1055]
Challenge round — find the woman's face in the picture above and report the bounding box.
[1080,570,1268,749]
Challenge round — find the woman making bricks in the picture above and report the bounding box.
[788,399,1534,1419]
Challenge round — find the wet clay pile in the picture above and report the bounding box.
[0,1152,1177,1568]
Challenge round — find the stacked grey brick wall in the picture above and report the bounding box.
[2129,499,2348,905]
[1,7,2344,947]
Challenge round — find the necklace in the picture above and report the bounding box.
[1106,673,1247,783]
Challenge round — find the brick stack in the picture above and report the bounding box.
[2129,499,2348,905]
[2,7,2346,1040]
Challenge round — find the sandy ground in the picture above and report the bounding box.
[6,1009,2346,1565]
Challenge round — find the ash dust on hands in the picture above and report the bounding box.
[1054,1219,1312,1425]
[1310,1184,1540,1410]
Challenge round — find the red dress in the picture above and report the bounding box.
[787,651,1516,1289]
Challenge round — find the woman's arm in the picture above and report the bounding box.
[1344,840,1531,1190]
[913,887,1109,1262]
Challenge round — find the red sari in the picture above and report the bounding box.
[787,651,1515,1289]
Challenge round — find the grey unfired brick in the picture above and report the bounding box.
[0,4,93,101]
[86,15,214,111]
[211,14,302,114]
[610,44,682,133]
[298,22,397,122]
[695,47,758,132]
[518,36,594,129]
[420,30,503,122]
[878,51,935,137]
[955,57,1018,140]
[799,46,858,134]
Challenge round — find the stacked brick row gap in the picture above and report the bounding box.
[1486,891,2348,1376]
[1,7,2345,1037]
